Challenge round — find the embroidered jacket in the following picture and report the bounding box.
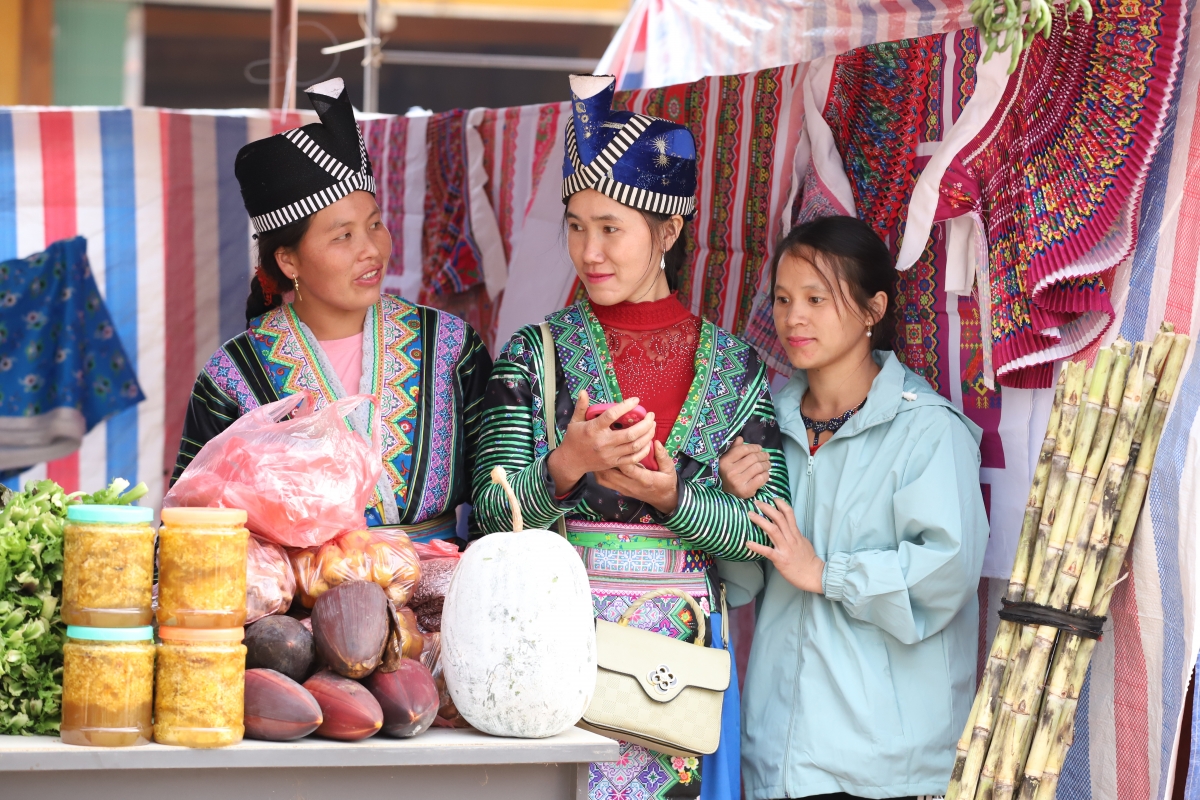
[173,295,492,527]
[473,300,790,559]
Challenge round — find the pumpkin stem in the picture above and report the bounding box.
[490,466,523,532]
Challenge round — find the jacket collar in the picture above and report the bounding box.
[775,350,982,448]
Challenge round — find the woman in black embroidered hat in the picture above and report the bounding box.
[172,78,491,543]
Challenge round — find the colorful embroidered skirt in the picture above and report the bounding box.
[567,520,739,800]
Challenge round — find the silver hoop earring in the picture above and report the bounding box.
[659,255,666,271]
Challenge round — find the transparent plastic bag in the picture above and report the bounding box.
[419,633,470,729]
[411,539,461,633]
[291,528,422,608]
[245,537,296,624]
[165,393,382,549]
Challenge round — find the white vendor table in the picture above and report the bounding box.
[0,727,618,799]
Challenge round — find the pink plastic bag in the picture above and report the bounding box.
[165,392,382,548]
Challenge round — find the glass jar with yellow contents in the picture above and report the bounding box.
[62,505,156,627]
[154,626,246,748]
[157,507,249,628]
[61,626,155,746]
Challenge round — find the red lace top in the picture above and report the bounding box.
[592,294,701,446]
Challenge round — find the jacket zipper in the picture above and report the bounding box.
[781,451,817,797]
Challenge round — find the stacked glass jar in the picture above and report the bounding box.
[59,505,250,748]
[61,505,157,746]
[154,507,250,748]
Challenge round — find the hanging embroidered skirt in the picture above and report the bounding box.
[566,520,741,800]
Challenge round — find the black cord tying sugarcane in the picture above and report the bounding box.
[997,598,1107,639]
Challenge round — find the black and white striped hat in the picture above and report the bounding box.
[562,75,696,220]
[235,78,376,235]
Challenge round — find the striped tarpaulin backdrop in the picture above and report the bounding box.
[0,107,311,509]
[598,0,975,90]
[0,10,1197,787]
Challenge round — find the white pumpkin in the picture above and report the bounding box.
[441,470,597,738]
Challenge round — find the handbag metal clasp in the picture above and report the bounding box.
[648,664,677,693]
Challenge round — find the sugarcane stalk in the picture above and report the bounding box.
[1024,362,1088,606]
[1116,325,1175,516]
[1012,368,1069,601]
[1092,334,1190,615]
[1072,334,1172,612]
[976,708,1011,800]
[1024,331,1188,799]
[1046,347,1128,609]
[947,373,1067,800]
[989,620,1055,800]
[991,351,1121,799]
[1046,346,1138,611]
[1016,346,1147,799]
[954,368,1084,800]
[1028,348,1115,604]
[1021,632,1092,800]
[1027,357,1108,599]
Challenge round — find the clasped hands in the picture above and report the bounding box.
[546,391,679,514]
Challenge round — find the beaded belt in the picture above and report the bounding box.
[566,520,712,600]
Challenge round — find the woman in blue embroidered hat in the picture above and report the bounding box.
[172,78,491,543]
[472,74,790,800]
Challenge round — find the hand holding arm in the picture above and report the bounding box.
[747,498,825,594]
[718,436,772,500]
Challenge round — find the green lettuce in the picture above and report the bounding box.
[0,480,67,735]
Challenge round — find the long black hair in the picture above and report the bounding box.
[769,215,898,349]
[245,215,313,326]
[640,210,688,293]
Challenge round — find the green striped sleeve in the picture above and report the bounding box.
[658,368,791,561]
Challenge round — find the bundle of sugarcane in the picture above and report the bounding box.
[947,323,1190,800]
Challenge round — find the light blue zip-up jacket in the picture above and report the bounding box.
[740,351,989,800]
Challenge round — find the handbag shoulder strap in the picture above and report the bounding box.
[539,322,568,538]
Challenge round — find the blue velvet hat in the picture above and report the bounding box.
[562,75,697,219]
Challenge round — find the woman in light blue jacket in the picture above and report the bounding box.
[721,216,989,800]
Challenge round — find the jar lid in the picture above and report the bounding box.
[160,507,248,526]
[158,626,246,642]
[66,504,154,524]
[66,626,155,641]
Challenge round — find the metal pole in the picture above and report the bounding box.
[269,0,298,110]
[363,0,379,113]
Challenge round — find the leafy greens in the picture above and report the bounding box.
[0,478,148,735]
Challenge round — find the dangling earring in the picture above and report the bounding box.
[293,274,303,302]
[866,328,873,338]
[659,254,666,271]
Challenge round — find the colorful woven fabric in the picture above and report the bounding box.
[935,0,1185,387]
[572,520,715,800]
[824,35,943,245]
[422,110,483,300]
